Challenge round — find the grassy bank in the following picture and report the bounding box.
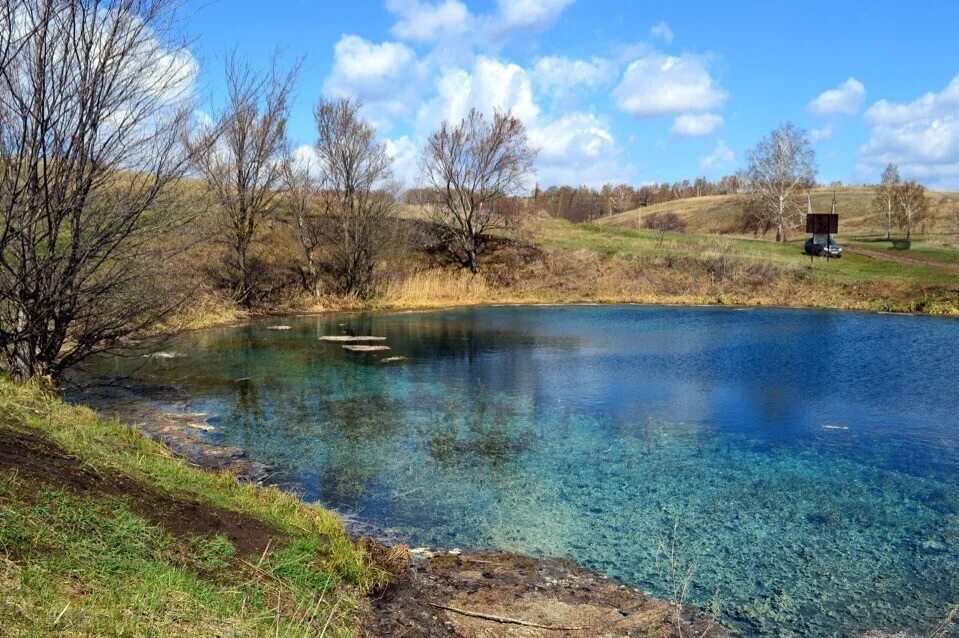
[0,380,384,637]
[165,214,959,333]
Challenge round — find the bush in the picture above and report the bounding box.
[642,212,687,246]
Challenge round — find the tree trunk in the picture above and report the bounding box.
[886,194,892,240]
[775,195,785,242]
[236,242,250,306]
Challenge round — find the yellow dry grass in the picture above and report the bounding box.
[597,187,959,236]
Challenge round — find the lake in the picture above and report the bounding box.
[81,305,959,637]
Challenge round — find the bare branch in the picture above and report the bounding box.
[420,109,537,272]
[189,50,299,306]
[742,123,817,242]
[0,0,198,380]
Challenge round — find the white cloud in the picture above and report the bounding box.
[530,112,614,162]
[649,21,673,44]
[384,135,420,186]
[810,124,834,143]
[699,140,735,172]
[670,113,723,137]
[532,56,615,96]
[857,76,959,189]
[290,144,321,177]
[808,77,865,115]
[865,76,959,126]
[530,113,625,186]
[323,35,422,126]
[416,56,540,132]
[324,35,416,100]
[386,0,471,42]
[614,53,726,117]
[493,0,574,33]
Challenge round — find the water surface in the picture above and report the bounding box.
[84,306,959,637]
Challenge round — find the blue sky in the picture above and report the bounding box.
[182,0,959,189]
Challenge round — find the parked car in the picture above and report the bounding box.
[804,237,843,257]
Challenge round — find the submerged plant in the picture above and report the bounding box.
[425,391,530,465]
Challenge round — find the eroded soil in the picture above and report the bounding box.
[0,428,281,557]
[359,546,727,638]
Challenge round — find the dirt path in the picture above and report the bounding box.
[845,245,959,272]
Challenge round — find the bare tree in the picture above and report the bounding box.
[894,181,929,241]
[282,158,323,296]
[939,196,959,235]
[421,109,537,272]
[191,53,298,306]
[643,212,687,247]
[610,184,636,214]
[873,163,900,240]
[738,195,774,237]
[743,123,817,242]
[544,185,577,220]
[313,97,396,299]
[0,0,197,381]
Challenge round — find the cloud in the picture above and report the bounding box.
[324,35,416,99]
[532,56,616,97]
[810,124,834,143]
[529,113,625,186]
[649,21,673,44]
[614,53,726,117]
[865,76,959,126]
[493,0,574,33]
[808,77,865,115]
[857,76,959,188]
[531,112,614,161]
[699,140,735,172]
[670,113,723,137]
[416,56,540,132]
[386,0,471,42]
[384,135,420,186]
[323,35,422,126]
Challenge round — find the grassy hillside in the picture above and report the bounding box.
[596,187,959,237]
[536,218,957,285]
[0,380,383,637]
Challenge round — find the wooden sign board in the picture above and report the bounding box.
[806,213,838,234]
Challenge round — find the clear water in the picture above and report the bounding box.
[83,306,959,637]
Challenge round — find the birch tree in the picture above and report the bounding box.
[0,0,197,380]
[873,163,900,240]
[894,181,928,241]
[743,123,817,242]
[420,109,537,272]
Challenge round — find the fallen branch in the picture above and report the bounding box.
[427,602,585,631]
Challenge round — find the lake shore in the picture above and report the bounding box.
[65,378,729,637]
[164,291,959,341]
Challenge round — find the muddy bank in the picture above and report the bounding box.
[360,545,725,638]
[66,379,729,637]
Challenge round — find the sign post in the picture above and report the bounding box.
[806,214,839,260]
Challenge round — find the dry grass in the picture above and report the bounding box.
[381,269,495,307]
[598,186,959,237]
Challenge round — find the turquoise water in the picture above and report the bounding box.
[83,306,959,637]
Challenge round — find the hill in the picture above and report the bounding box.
[596,187,958,237]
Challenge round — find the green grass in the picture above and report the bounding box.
[0,380,383,637]
[535,217,959,286]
